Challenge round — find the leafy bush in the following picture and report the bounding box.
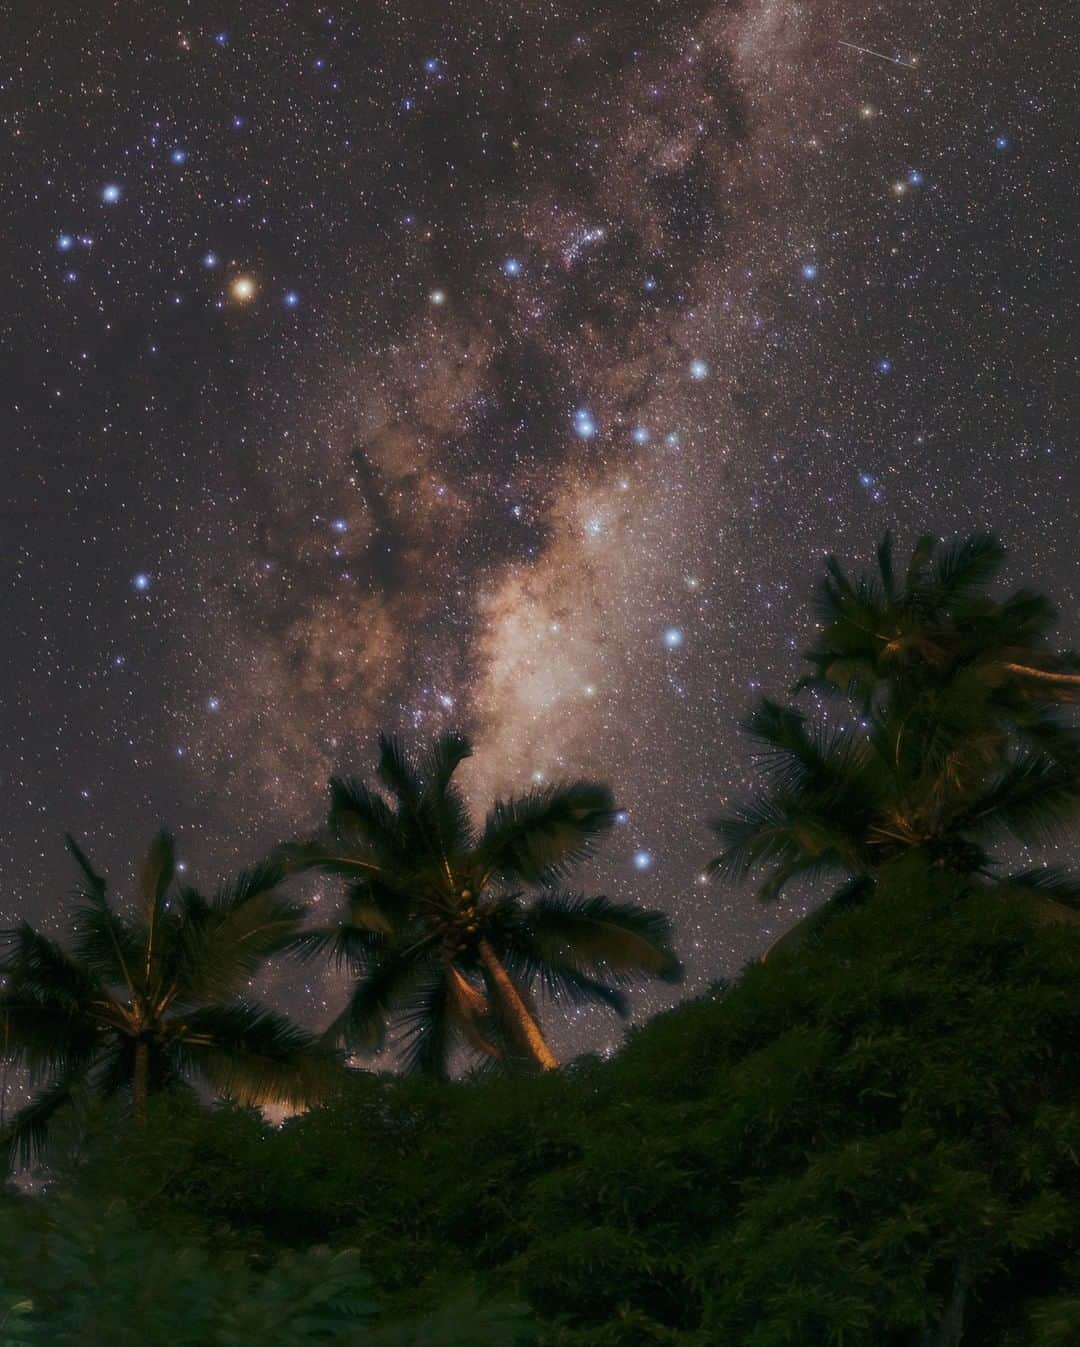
[7,865,1079,1344]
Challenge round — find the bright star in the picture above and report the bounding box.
[170,148,188,165]
[574,408,597,438]
[801,262,818,280]
[877,358,892,373]
[994,135,1009,150]
[132,573,151,592]
[101,183,122,204]
[202,252,219,268]
[633,851,653,871]
[429,288,447,305]
[631,425,650,444]
[207,696,221,712]
[663,627,684,648]
[230,276,256,302]
[283,290,300,307]
[502,257,522,276]
[331,518,348,533]
[689,359,709,381]
[57,234,74,251]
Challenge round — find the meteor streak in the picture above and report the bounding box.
[838,40,917,69]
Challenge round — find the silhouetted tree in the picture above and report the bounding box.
[0,833,343,1167]
[285,732,681,1075]
[708,533,1080,948]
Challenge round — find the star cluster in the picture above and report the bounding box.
[2,2,1077,1052]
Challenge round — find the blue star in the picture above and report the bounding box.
[283,290,300,308]
[132,572,151,592]
[994,135,1009,151]
[502,257,522,277]
[215,32,229,46]
[689,359,709,381]
[663,627,684,648]
[801,262,818,280]
[331,518,348,533]
[207,696,221,712]
[631,425,650,444]
[573,408,597,439]
[101,183,122,204]
[57,233,74,251]
[170,148,188,165]
[643,276,657,291]
[908,169,923,186]
[877,358,892,374]
[232,115,246,130]
[424,57,440,73]
[633,850,653,871]
[202,252,219,268]
[313,57,326,70]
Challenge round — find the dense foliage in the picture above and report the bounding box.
[7,860,1077,1346]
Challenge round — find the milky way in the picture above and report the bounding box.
[3,1,1078,1052]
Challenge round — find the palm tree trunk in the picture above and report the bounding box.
[475,938,558,1071]
[1002,662,1080,696]
[133,1040,149,1127]
[920,1258,969,1347]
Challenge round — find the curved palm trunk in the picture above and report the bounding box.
[133,1040,149,1127]
[1002,662,1080,699]
[476,938,558,1071]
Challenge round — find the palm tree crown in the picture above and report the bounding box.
[0,833,343,1167]
[285,732,682,1077]
[708,533,1080,919]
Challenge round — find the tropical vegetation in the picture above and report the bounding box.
[708,533,1080,949]
[0,531,1076,1346]
[282,731,681,1075]
[0,834,343,1165]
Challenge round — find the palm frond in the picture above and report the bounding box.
[962,753,1080,847]
[902,534,937,596]
[518,893,681,983]
[175,882,309,1003]
[178,1002,346,1109]
[929,533,1004,606]
[476,781,616,883]
[287,921,388,972]
[0,998,103,1079]
[328,776,403,857]
[504,950,631,1017]
[1001,867,1080,910]
[0,925,103,1011]
[322,940,434,1053]
[64,834,107,903]
[376,733,421,808]
[876,531,896,602]
[139,830,176,918]
[418,732,476,864]
[4,1074,78,1169]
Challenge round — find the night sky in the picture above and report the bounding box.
[3,2,1078,1056]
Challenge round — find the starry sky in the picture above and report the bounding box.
[2,1,1078,1054]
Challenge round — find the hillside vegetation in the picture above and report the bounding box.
[4,859,1077,1346]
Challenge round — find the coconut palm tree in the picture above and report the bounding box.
[799,531,1080,724]
[284,733,681,1076]
[708,533,1080,954]
[0,833,344,1167]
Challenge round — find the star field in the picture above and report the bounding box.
[2,1,1078,1056]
